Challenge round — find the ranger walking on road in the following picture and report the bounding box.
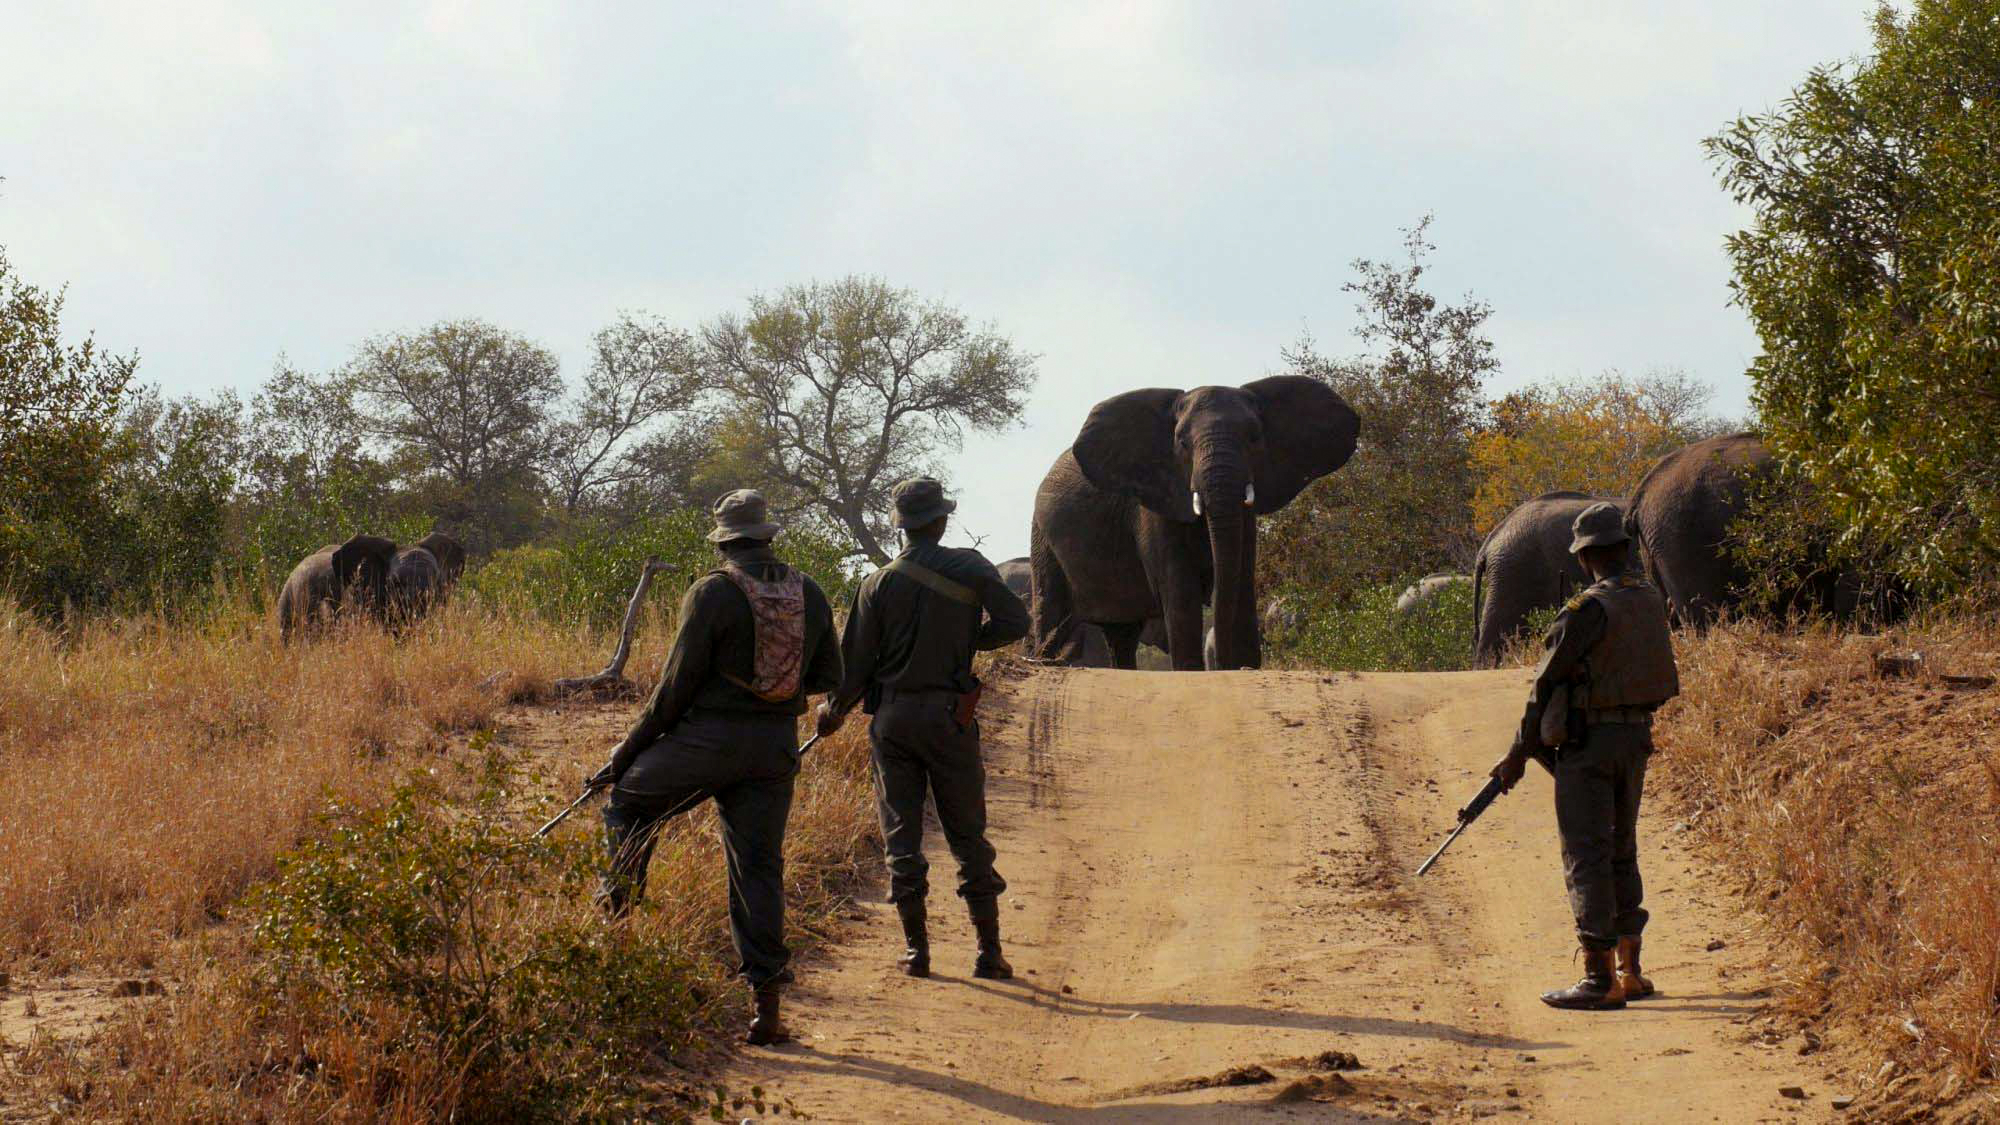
[1488,501,1679,1011]
[588,490,843,1045]
[817,477,1030,980]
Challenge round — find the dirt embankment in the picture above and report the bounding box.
[727,664,1841,1122]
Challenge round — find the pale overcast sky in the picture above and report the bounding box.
[3,2,1876,559]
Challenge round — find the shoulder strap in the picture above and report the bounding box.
[885,557,978,606]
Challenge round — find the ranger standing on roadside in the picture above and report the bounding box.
[816,477,1030,980]
[1488,501,1679,1010]
[588,490,842,1046]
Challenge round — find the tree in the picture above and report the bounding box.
[702,277,1036,562]
[1706,0,2000,591]
[541,313,707,512]
[114,386,245,598]
[1263,219,1498,597]
[346,320,565,551]
[0,247,138,614]
[1469,370,1729,530]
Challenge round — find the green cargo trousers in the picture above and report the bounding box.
[869,691,1007,912]
[598,710,798,987]
[1553,721,1652,952]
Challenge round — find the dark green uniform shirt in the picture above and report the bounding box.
[1514,597,1607,752]
[611,545,842,767]
[832,538,1029,714]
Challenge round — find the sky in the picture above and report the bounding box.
[2,1,1879,561]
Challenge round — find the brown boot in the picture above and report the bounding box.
[745,983,792,1046]
[971,914,1013,980]
[1540,948,1626,1010]
[895,898,930,978]
[1616,936,1654,999]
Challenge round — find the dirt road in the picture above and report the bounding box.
[731,666,1837,1121]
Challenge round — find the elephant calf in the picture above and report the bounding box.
[388,531,467,628]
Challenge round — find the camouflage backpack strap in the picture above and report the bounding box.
[884,557,978,606]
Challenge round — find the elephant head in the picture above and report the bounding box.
[414,532,466,588]
[331,534,399,619]
[1072,376,1358,669]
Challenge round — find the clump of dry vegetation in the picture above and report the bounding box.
[0,598,880,1120]
[1654,617,2000,1111]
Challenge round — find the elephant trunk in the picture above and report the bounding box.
[1196,457,1259,670]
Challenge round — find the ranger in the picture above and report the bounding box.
[588,489,843,1045]
[1488,501,1679,1010]
[817,477,1030,979]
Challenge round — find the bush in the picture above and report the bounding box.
[250,746,712,1119]
[1268,577,1475,672]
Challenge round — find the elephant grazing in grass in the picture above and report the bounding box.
[1472,493,1618,668]
[276,534,400,643]
[1031,376,1359,670]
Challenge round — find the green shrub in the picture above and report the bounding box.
[1269,577,1476,672]
[250,745,712,1119]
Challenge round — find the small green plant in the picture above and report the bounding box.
[1269,578,1475,672]
[250,746,714,1118]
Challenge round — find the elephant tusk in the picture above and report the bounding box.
[1243,482,1256,507]
[1191,490,1204,516]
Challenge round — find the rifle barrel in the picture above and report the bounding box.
[1415,819,1469,876]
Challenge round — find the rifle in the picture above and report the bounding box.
[1415,776,1508,876]
[531,732,827,840]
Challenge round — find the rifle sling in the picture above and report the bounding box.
[885,557,979,606]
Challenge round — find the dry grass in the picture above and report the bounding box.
[0,597,882,1120]
[1653,616,2000,1111]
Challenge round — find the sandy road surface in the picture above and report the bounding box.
[731,666,1837,1122]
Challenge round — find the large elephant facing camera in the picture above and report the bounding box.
[1030,377,1359,670]
[276,534,400,643]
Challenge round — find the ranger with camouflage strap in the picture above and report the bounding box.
[587,489,843,1046]
[1488,501,1680,1010]
[817,477,1030,980]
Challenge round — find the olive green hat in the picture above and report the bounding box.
[1568,501,1629,554]
[708,489,782,543]
[890,476,957,529]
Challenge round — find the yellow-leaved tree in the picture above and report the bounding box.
[1469,371,1730,532]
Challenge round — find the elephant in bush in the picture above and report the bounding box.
[1031,377,1359,670]
[1472,493,1618,668]
[1624,432,1855,627]
[388,531,467,627]
[277,534,400,643]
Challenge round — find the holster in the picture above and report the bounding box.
[954,680,984,728]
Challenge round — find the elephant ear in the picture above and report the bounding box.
[333,534,399,582]
[1072,387,1195,521]
[1242,375,1360,514]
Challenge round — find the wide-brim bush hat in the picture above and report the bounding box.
[1568,501,1629,554]
[708,489,783,543]
[890,476,957,529]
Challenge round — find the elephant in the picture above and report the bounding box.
[276,534,400,643]
[1624,432,1855,627]
[1396,573,1471,615]
[388,531,466,627]
[1472,493,1619,668]
[1030,376,1359,670]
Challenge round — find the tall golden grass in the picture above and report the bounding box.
[1654,617,2000,1106]
[0,597,881,1120]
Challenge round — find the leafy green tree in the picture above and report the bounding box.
[0,248,138,615]
[1706,0,2000,591]
[114,387,245,601]
[1263,218,1498,598]
[702,277,1036,563]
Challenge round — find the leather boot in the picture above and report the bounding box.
[896,898,931,978]
[1540,948,1626,1010]
[1616,936,1655,1000]
[971,913,1013,980]
[745,983,792,1046]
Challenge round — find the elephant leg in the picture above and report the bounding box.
[1029,528,1083,663]
[1101,622,1142,670]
